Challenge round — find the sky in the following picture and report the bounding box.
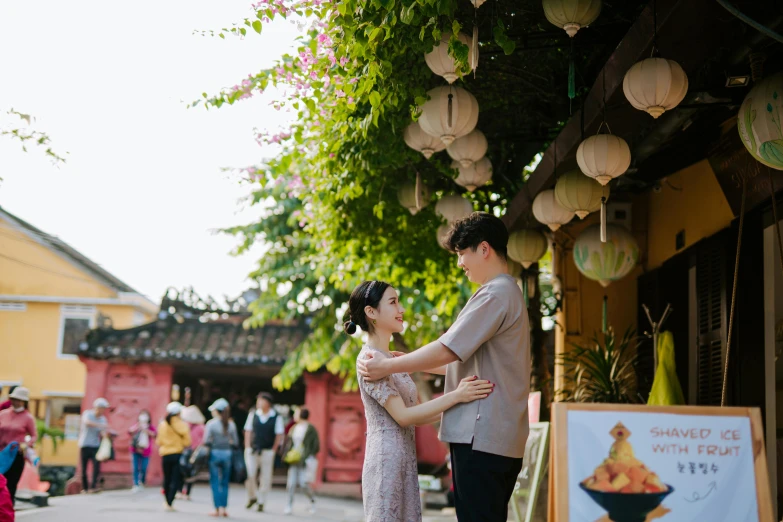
[0,1,301,304]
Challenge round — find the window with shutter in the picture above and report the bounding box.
[695,241,726,405]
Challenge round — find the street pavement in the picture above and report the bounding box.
[14,484,460,522]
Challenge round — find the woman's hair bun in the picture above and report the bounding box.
[343,320,357,335]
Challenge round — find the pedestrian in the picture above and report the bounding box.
[0,387,37,504]
[77,398,110,494]
[180,404,205,500]
[156,401,191,512]
[243,392,284,512]
[128,409,156,492]
[204,399,239,518]
[0,387,17,412]
[283,408,319,516]
[0,474,14,522]
[358,212,530,522]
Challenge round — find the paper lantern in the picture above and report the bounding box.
[573,223,639,287]
[418,86,479,146]
[452,157,492,192]
[447,129,488,168]
[403,122,446,159]
[738,71,783,170]
[435,195,474,223]
[542,0,602,37]
[507,259,523,278]
[437,224,452,250]
[508,229,548,269]
[532,189,575,231]
[469,0,487,7]
[397,181,431,215]
[554,169,607,219]
[424,32,475,84]
[623,57,688,119]
[576,133,631,185]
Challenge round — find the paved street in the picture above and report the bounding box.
[15,485,460,522]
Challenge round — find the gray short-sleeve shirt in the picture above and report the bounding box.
[438,273,530,459]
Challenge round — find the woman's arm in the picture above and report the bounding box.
[383,377,493,428]
[415,414,443,427]
[27,414,37,444]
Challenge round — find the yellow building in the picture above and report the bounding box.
[0,206,156,466]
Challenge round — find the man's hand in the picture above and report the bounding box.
[357,352,392,382]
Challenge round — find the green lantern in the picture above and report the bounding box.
[738,71,783,170]
[573,224,639,287]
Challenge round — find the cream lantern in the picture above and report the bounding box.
[508,229,548,269]
[452,157,492,192]
[554,169,607,219]
[435,195,474,223]
[418,86,479,146]
[424,32,475,84]
[623,57,688,119]
[532,189,575,231]
[397,181,431,215]
[576,132,632,185]
[738,71,783,170]
[403,122,446,159]
[447,129,488,168]
[437,224,452,250]
[542,0,602,37]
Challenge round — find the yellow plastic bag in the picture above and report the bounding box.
[647,331,686,406]
[284,448,302,464]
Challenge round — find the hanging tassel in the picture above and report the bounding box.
[600,196,607,243]
[568,40,576,100]
[602,295,608,333]
[415,171,422,212]
[447,93,453,128]
[522,274,529,308]
[471,24,479,78]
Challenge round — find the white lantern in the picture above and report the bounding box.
[397,181,431,215]
[508,229,548,269]
[623,57,688,119]
[554,169,607,219]
[452,157,492,192]
[738,71,783,170]
[424,32,475,84]
[435,195,474,223]
[532,189,575,231]
[418,86,479,146]
[437,224,451,250]
[543,0,602,37]
[403,122,446,159]
[469,0,487,7]
[576,133,631,185]
[447,129,488,168]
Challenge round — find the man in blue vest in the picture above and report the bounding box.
[243,392,284,512]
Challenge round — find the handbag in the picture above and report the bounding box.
[284,447,302,465]
[96,435,112,462]
[189,445,210,472]
[0,443,19,475]
[230,448,247,483]
[131,428,150,452]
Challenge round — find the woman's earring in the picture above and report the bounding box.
[372,319,377,325]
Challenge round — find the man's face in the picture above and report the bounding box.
[257,397,271,412]
[457,243,487,284]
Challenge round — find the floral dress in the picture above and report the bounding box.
[357,346,421,522]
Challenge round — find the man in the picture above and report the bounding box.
[243,392,284,512]
[78,398,110,493]
[358,212,530,522]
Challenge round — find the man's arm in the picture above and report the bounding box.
[272,434,284,454]
[244,430,252,449]
[357,340,458,381]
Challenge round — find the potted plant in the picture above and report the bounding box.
[556,327,641,404]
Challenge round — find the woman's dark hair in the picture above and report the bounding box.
[299,408,310,420]
[219,407,231,435]
[343,280,392,335]
[445,212,509,260]
[166,413,175,425]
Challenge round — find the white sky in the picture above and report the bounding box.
[0,1,300,304]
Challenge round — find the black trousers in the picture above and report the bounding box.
[2,451,24,504]
[450,443,523,522]
[162,454,182,507]
[80,446,101,491]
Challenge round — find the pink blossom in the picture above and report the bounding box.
[340,56,349,67]
[334,89,345,98]
[347,96,355,104]
[348,77,358,84]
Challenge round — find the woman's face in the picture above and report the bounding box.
[10,399,24,410]
[366,286,405,334]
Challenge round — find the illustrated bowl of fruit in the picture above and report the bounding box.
[580,459,673,522]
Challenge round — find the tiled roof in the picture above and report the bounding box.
[78,316,310,366]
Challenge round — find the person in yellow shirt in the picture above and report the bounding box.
[156,402,191,512]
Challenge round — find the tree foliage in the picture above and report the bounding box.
[1,109,67,174]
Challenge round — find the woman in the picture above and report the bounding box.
[156,402,191,512]
[180,405,205,500]
[283,407,319,516]
[0,387,36,503]
[128,409,156,492]
[78,398,110,493]
[204,398,239,518]
[348,281,494,522]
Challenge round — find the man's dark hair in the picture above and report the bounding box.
[257,392,274,404]
[445,212,509,260]
[299,408,310,420]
